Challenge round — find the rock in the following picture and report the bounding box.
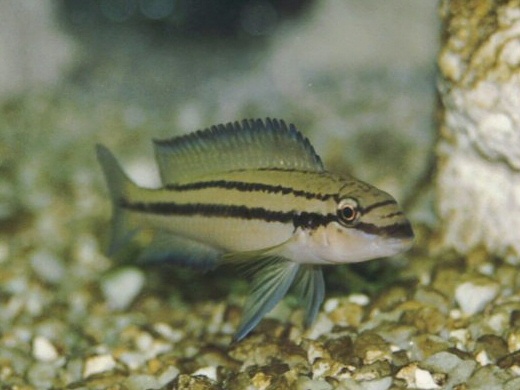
[100,267,145,310]
[192,366,218,382]
[83,354,117,378]
[423,351,476,389]
[124,374,159,390]
[29,250,65,284]
[26,361,58,389]
[353,332,392,364]
[32,336,59,362]
[296,377,333,390]
[437,0,520,258]
[474,335,508,364]
[455,280,499,316]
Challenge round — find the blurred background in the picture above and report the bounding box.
[0,0,439,220]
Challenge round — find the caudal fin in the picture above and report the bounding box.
[96,144,139,256]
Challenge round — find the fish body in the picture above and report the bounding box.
[97,118,414,341]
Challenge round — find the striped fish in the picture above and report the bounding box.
[96,118,414,341]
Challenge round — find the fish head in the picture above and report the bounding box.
[313,179,414,264]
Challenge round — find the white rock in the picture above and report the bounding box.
[423,351,477,388]
[83,354,117,378]
[30,250,65,284]
[348,294,370,306]
[32,336,58,362]
[455,281,499,315]
[192,366,217,381]
[475,350,492,366]
[158,365,180,386]
[153,322,184,343]
[359,377,392,390]
[124,374,160,390]
[415,368,440,389]
[118,351,147,370]
[101,267,145,310]
[323,298,339,312]
[306,313,334,340]
[296,377,333,390]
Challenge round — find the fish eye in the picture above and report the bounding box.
[337,198,360,226]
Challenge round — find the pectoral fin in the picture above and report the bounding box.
[292,265,325,327]
[224,251,300,342]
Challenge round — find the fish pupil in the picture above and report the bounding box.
[336,197,359,226]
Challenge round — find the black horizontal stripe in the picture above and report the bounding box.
[164,180,335,201]
[120,198,336,229]
[361,199,398,214]
[356,221,414,238]
[381,211,404,219]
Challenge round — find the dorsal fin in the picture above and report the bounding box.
[153,118,324,184]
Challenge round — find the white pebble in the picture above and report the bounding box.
[475,350,491,366]
[323,298,339,313]
[124,374,159,390]
[119,351,147,370]
[348,293,370,306]
[101,267,145,310]
[32,336,59,362]
[415,368,440,389]
[158,365,180,386]
[306,313,334,340]
[359,376,393,390]
[153,322,184,343]
[192,366,217,381]
[83,354,117,378]
[296,377,333,390]
[455,281,499,316]
[30,250,65,284]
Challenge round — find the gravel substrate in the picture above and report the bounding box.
[1,96,520,389]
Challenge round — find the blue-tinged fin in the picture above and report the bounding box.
[223,253,300,342]
[153,118,324,185]
[292,265,325,327]
[137,232,220,271]
[96,144,140,256]
[224,246,326,341]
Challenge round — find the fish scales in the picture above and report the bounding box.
[119,169,341,252]
[97,117,414,341]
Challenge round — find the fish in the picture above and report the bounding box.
[96,118,414,341]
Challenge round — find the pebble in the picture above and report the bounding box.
[306,313,334,340]
[100,267,145,310]
[192,366,218,381]
[474,335,508,363]
[29,250,65,284]
[83,354,117,378]
[296,377,333,390]
[353,332,392,364]
[157,365,180,386]
[423,351,477,388]
[415,367,441,389]
[32,335,59,362]
[507,328,520,352]
[455,280,499,316]
[396,363,441,389]
[27,362,57,389]
[124,374,160,390]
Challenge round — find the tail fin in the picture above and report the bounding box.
[96,144,139,256]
